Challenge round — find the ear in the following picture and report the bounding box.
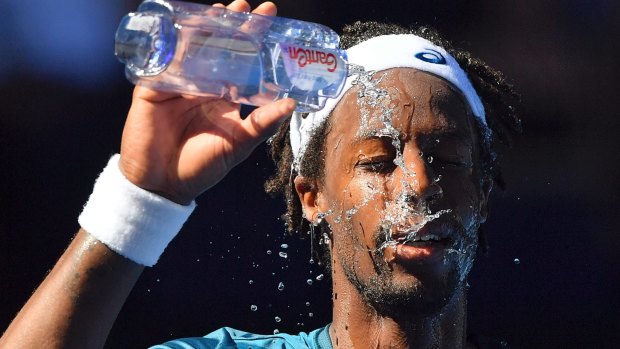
[294,176,325,224]
[478,178,493,223]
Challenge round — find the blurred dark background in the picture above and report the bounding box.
[1,0,618,348]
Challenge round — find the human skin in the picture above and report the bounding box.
[295,69,491,348]
[0,2,295,348]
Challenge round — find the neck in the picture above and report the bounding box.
[329,266,469,349]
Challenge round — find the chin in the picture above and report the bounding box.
[346,254,465,318]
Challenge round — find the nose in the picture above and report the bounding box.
[398,148,442,205]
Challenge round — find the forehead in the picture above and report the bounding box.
[328,68,474,142]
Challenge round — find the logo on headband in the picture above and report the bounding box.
[414,49,446,65]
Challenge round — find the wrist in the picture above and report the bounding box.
[78,154,196,266]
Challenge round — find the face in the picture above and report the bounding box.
[298,68,490,316]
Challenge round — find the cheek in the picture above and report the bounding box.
[439,172,482,227]
[328,174,390,246]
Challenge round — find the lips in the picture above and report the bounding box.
[391,219,453,244]
[385,219,455,263]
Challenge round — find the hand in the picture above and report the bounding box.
[118,0,295,205]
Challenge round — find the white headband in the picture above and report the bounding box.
[289,34,486,172]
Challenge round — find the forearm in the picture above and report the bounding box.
[0,229,143,349]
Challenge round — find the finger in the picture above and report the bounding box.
[133,86,215,109]
[225,0,251,13]
[133,85,183,103]
[241,98,296,142]
[251,2,277,16]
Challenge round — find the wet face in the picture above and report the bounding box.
[300,68,490,316]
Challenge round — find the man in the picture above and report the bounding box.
[0,1,520,348]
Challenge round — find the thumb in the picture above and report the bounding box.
[241,98,296,143]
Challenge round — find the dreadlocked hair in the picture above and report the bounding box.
[265,21,522,265]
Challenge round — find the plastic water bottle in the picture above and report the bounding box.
[115,0,348,112]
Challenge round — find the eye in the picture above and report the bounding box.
[427,154,472,170]
[420,135,473,170]
[356,156,396,174]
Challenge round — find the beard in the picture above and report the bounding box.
[337,213,479,318]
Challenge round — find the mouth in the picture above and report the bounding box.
[383,220,455,263]
[400,234,449,247]
[391,219,453,246]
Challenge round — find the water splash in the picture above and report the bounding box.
[377,208,453,253]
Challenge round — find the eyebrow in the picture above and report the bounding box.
[350,129,398,145]
[350,125,472,145]
[420,129,473,146]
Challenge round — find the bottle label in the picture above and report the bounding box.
[280,44,345,91]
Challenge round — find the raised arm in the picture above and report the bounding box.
[0,2,295,348]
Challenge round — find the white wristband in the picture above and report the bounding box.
[78,154,196,266]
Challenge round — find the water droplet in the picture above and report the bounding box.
[306,279,313,285]
[305,301,311,306]
[250,304,258,311]
[280,244,288,249]
[514,258,520,265]
[316,274,324,281]
[427,155,433,163]
[277,282,285,291]
[274,316,281,322]
[156,278,160,283]
[345,208,356,219]
[273,329,280,334]
[279,252,288,259]
[248,280,253,285]
[308,312,314,317]
[309,258,315,264]
[267,250,272,255]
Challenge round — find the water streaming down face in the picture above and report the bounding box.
[318,65,480,282]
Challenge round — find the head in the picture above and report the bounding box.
[265,22,521,316]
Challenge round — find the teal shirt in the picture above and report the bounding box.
[150,324,333,349]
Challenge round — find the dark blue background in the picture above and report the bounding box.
[1,0,618,348]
